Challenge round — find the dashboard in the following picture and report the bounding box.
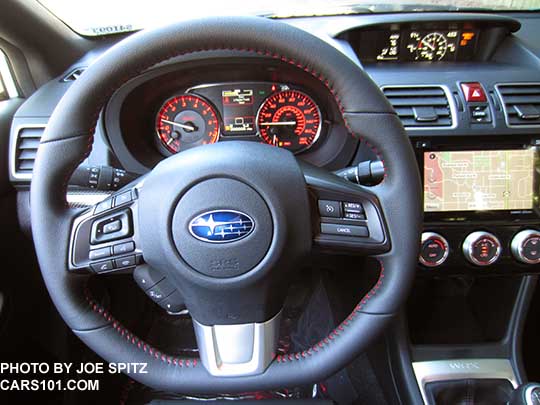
[8,12,540,278]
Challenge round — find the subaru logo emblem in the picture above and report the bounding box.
[189,210,255,243]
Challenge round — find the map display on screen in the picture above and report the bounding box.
[424,149,536,212]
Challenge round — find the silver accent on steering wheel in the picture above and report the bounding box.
[193,311,281,377]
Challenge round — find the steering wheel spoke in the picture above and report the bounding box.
[193,311,281,377]
[300,162,390,256]
[69,185,144,275]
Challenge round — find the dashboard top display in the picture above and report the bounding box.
[355,28,479,62]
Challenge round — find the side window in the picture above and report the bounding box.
[0,76,6,101]
[0,50,18,101]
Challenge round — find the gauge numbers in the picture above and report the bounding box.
[256,90,322,154]
[407,31,458,61]
[156,94,219,154]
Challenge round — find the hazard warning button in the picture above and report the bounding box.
[460,82,487,102]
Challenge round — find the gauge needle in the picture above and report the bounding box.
[423,41,435,51]
[260,121,297,126]
[161,119,196,131]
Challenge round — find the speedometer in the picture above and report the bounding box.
[256,90,321,153]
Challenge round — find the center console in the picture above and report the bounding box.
[397,135,540,404]
[415,135,540,275]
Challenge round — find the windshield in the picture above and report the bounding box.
[39,0,540,36]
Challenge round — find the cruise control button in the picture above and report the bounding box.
[94,198,112,215]
[343,202,364,214]
[91,260,114,273]
[89,247,111,261]
[318,200,341,218]
[321,223,369,237]
[114,255,136,268]
[344,212,365,220]
[114,191,132,207]
[113,241,135,255]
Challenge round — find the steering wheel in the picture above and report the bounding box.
[31,16,421,393]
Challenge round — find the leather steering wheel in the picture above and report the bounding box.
[31,16,421,393]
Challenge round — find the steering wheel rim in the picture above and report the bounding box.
[31,16,421,393]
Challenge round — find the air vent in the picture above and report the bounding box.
[12,126,45,179]
[496,83,540,127]
[62,67,86,82]
[382,86,454,128]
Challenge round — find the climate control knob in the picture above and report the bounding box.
[511,229,540,264]
[419,232,449,267]
[462,231,501,266]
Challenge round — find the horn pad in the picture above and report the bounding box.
[172,178,273,278]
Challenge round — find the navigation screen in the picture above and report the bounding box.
[424,149,537,212]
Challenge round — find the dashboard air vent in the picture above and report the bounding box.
[13,126,44,178]
[496,83,540,127]
[62,67,86,82]
[382,86,453,128]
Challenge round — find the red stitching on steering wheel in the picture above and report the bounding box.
[83,258,384,365]
[276,259,384,363]
[84,290,198,368]
[69,43,389,368]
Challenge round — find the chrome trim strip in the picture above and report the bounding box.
[381,84,457,130]
[419,232,449,267]
[462,231,502,266]
[510,229,540,265]
[495,83,540,129]
[525,384,540,405]
[413,359,518,405]
[193,311,281,377]
[9,124,47,181]
[66,192,111,207]
[0,50,18,98]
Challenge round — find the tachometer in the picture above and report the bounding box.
[256,90,321,153]
[417,32,448,61]
[156,94,219,154]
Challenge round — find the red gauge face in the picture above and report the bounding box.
[256,90,321,153]
[156,94,219,154]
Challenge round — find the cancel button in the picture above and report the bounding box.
[321,223,369,237]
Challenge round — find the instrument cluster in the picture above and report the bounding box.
[155,82,323,155]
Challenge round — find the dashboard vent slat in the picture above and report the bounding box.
[13,126,45,177]
[382,86,453,128]
[496,83,540,127]
[62,67,86,82]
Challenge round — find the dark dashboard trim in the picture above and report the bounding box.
[331,12,521,37]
